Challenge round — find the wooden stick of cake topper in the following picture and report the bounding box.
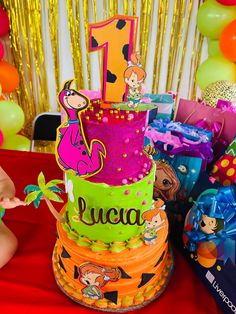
[55,80,106,178]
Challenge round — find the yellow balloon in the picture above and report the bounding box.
[208,39,223,57]
[1,134,30,151]
[0,101,25,135]
[197,0,236,39]
[196,56,236,90]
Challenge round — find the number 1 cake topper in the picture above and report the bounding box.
[56,80,106,178]
[89,15,138,103]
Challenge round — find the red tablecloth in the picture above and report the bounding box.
[0,149,222,314]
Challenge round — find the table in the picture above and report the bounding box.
[0,149,222,314]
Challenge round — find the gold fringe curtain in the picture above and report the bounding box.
[66,0,84,89]
[47,0,60,93]
[4,0,50,136]
[152,0,169,93]
[3,0,204,136]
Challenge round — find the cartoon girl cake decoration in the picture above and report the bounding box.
[78,263,121,301]
[142,199,166,245]
[124,52,146,108]
[112,52,159,112]
[56,80,106,178]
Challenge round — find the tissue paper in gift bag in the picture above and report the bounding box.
[175,99,236,144]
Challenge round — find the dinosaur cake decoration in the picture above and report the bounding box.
[56,80,106,178]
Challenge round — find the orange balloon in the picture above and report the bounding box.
[220,20,236,62]
[0,60,20,93]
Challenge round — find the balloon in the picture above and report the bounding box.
[0,129,4,146]
[0,41,4,59]
[1,134,30,151]
[208,39,223,57]
[0,6,9,37]
[196,56,236,90]
[219,20,236,62]
[0,83,5,100]
[0,101,25,135]
[0,60,19,93]
[197,0,236,39]
[217,0,236,4]
[197,242,217,268]
[202,80,236,107]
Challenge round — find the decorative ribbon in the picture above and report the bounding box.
[145,126,208,147]
[216,99,236,114]
[185,186,236,262]
[152,120,212,142]
[145,127,183,150]
[145,125,213,169]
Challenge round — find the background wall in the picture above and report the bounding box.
[3,0,207,135]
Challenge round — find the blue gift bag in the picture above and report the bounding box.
[183,186,236,314]
[144,93,174,123]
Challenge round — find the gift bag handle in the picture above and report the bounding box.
[183,110,196,124]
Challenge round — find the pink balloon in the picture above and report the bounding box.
[0,129,4,146]
[0,6,9,37]
[0,41,4,59]
[217,0,236,5]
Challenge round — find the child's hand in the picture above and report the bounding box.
[0,167,16,200]
[0,197,26,209]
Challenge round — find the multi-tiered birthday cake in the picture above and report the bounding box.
[51,14,173,311]
[51,77,173,311]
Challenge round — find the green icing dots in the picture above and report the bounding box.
[61,222,144,252]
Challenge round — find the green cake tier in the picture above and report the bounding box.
[65,160,156,244]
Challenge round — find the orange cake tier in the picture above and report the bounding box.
[52,209,173,312]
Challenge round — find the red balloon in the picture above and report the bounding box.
[217,0,236,5]
[0,6,9,37]
[0,41,4,59]
[220,20,236,61]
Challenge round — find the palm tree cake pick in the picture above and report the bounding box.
[24,172,65,223]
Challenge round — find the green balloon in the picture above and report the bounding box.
[196,56,236,90]
[2,134,30,151]
[0,101,25,135]
[197,0,236,39]
[208,39,223,57]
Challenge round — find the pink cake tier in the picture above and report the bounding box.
[80,107,151,186]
